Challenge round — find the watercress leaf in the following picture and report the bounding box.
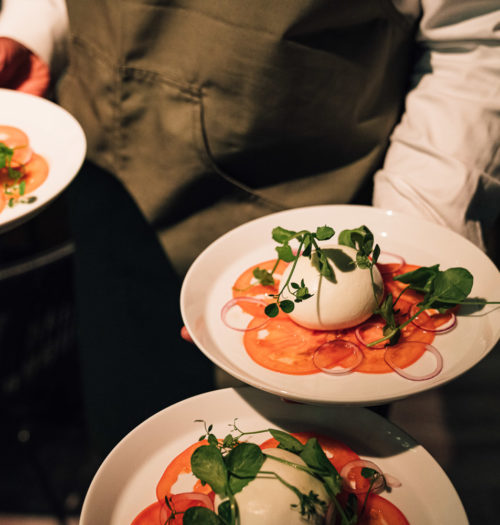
[311,251,336,283]
[226,442,264,493]
[431,267,473,304]
[208,434,218,447]
[276,244,295,263]
[272,226,297,244]
[383,325,400,345]
[300,438,342,495]
[223,434,235,448]
[218,500,233,524]
[269,429,305,454]
[361,467,378,479]
[191,445,228,496]
[372,244,381,264]
[356,253,371,270]
[315,225,335,241]
[264,303,279,318]
[393,264,440,293]
[279,300,295,313]
[291,282,300,289]
[252,267,275,286]
[378,295,396,329]
[183,506,225,525]
[338,226,373,256]
[302,243,312,258]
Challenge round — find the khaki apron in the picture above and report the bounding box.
[58,0,415,275]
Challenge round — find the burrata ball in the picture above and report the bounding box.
[280,244,383,330]
[216,448,328,524]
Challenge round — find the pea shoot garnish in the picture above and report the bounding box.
[251,225,335,318]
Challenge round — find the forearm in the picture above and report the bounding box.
[373,0,500,249]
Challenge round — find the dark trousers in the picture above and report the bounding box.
[68,162,214,457]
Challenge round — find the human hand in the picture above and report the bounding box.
[181,325,194,343]
[0,37,50,96]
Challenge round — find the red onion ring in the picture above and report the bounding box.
[384,473,402,489]
[313,340,363,375]
[375,251,405,275]
[355,322,388,349]
[384,342,443,381]
[324,502,336,525]
[410,305,457,333]
[340,459,386,494]
[220,297,270,331]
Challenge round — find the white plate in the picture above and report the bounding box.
[181,205,500,405]
[0,88,86,232]
[80,387,468,525]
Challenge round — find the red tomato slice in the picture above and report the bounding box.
[243,313,331,374]
[0,125,32,165]
[156,440,212,503]
[358,493,409,525]
[232,259,288,316]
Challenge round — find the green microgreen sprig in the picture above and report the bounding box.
[252,225,335,318]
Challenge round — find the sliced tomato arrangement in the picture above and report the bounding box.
[232,259,450,377]
[0,126,48,212]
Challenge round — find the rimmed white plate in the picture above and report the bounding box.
[181,205,500,405]
[0,88,86,232]
[80,387,468,524]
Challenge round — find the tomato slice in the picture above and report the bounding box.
[232,259,288,315]
[243,313,331,374]
[156,440,211,502]
[358,493,409,525]
[0,125,32,165]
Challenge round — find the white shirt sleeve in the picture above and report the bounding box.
[0,0,69,72]
[373,0,500,250]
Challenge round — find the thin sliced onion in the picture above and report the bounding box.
[410,304,457,333]
[375,251,405,274]
[384,473,402,489]
[313,340,362,375]
[325,502,336,525]
[385,342,443,381]
[355,322,388,349]
[340,459,385,494]
[220,297,270,331]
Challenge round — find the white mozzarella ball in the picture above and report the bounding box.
[280,244,383,330]
[216,448,328,524]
